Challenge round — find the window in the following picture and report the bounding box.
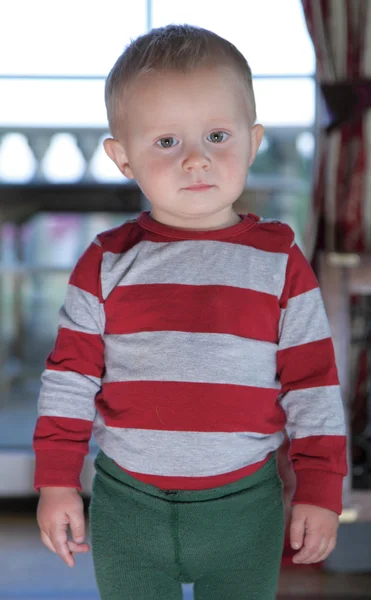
[0,0,315,237]
[0,1,315,236]
[0,0,314,127]
[0,0,315,232]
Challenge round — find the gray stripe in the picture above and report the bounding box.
[280,385,346,438]
[100,240,288,300]
[93,415,284,477]
[38,370,99,420]
[103,331,280,389]
[279,287,331,350]
[59,285,105,336]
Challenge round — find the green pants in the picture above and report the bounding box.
[89,450,285,600]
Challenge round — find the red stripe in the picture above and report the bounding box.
[140,220,294,253]
[46,328,104,378]
[33,416,93,450]
[277,337,339,392]
[280,244,319,307]
[33,417,92,491]
[33,448,87,491]
[97,213,294,256]
[241,220,294,253]
[105,284,280,341]
[290,435,348,513]
[69,241,103,300]
[97,381,285,432]
[290,434,347,475]
[119,453,272,490]
[98,220,147,254]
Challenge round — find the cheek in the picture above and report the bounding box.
[142,155,175,182]
[218,147,248,179]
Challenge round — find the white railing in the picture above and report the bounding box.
[0,125,313,187]
[0,126,114,184]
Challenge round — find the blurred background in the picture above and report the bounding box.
[0,0,370,598]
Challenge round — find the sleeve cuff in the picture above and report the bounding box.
[34,449,85,492]
[291,468,344,514]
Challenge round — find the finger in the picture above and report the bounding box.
[314,536,337,563]
[50,522,74,568]
[297,536,328,564]
[290,515,306,550]
[69,511,86,544]
[67,540,90,554]
[40,530,57,554]
[292,529,323,563]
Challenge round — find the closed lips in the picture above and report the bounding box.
[185,184,214,189]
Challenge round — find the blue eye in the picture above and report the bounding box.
[157,137,178,148]
[207,131,229,143]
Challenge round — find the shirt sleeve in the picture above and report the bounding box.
[277,241,348,514]
[32,237,105,491]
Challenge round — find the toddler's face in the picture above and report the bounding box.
[105,66,263,228]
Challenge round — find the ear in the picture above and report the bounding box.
[248,124,264,166]
[103,138,134,179]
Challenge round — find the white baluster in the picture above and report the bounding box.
[76,130,102,182]
[27,130,52,182]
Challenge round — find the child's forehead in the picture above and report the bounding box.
[123,66,248,110]
[131,90,244,128]
[116,66,254,135]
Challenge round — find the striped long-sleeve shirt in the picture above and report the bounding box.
[33,211,348,514]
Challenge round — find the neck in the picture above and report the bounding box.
[149,209,241,231]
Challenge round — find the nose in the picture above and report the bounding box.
[182,147,211,172]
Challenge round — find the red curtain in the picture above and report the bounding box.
[278,1,371,567]
[300,0,371,523]
[301,0,371,256]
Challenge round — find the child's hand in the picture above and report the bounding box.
[37,487,90,568]
[290,504,339,564]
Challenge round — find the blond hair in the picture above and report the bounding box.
[105,24,256,137]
